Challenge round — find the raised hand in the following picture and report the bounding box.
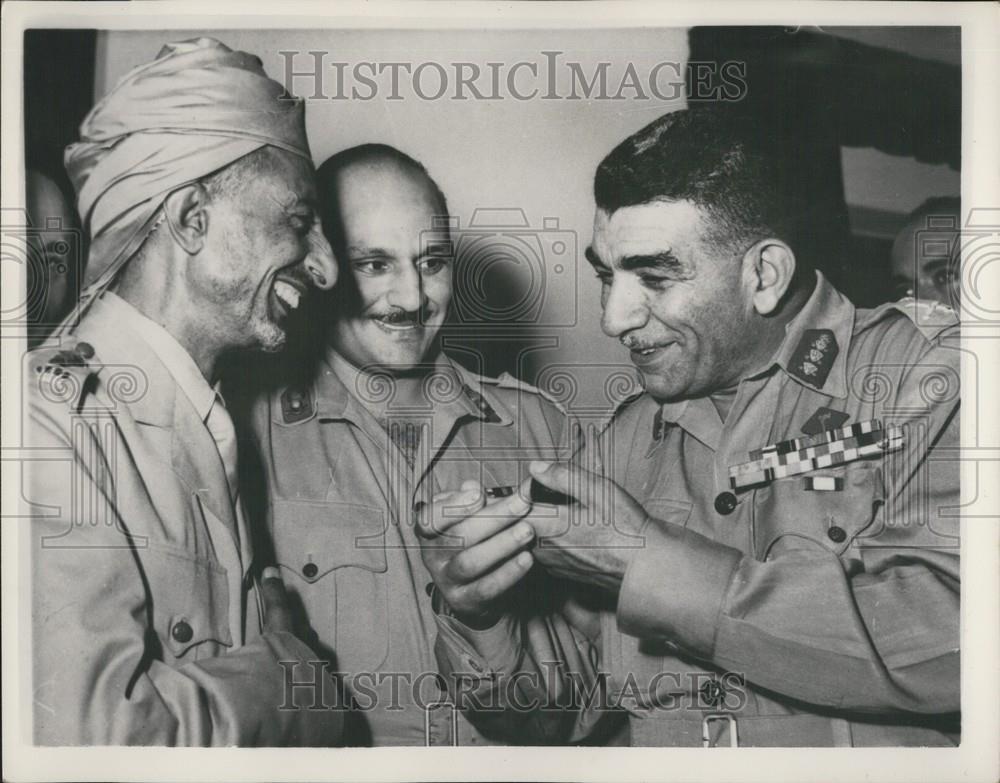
[415,480,536,627]
[523,461,649,592]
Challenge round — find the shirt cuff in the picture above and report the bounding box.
[616,517,742,658]
[434,612,522,674]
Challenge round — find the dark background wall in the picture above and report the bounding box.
[23,30,97,205]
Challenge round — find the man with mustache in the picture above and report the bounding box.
[424,106,960,746]
[239,143,606,745]
[25,38,341,745]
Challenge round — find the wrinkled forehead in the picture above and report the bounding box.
[591,200,707,265]
[266,149,317,200]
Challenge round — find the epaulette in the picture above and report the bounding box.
[29,340,98,410]
[491,371,570,415]
[857,297,958,343]
[459,381,503,423]
[279,384,315,424]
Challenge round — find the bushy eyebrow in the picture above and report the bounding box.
[586,247,690,278]
[346,245,394,258]
[584,246,608,269]
[619,252,687,275]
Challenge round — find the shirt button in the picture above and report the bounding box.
[699,677,726,707]
[75,341,95,359]
[714,491,738,515]
[827,526,847,543]
[171,620,193,644]
[302,562,319,579]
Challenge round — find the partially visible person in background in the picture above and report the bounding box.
[889,196,961,308]
[26,169,81,346]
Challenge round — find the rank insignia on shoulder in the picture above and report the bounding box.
[801,406,850,436]
[280,386,314,424]
[42,341,95,370]
[462,385,502,423]
[789,328,838,388]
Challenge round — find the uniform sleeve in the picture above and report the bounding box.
[433,576,621,744]
[28,396,343,746]
[432,389,625,743]
[616,333,960,715]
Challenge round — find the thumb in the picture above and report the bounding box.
[261,567,293,634]
[529,459,569,484]
[528,460,584,503]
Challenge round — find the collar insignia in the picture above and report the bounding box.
[462,385,502,423]
[789,328,838,388]
[280,385,314,424]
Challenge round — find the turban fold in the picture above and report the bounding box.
[65,37,311,295]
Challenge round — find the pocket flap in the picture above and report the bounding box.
[142,544,233,659]
[754,462,884,559]
[271,499,387,583]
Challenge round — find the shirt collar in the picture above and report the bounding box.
[101,291,219,422]
[314,348,509,425]
[769,271,854,399]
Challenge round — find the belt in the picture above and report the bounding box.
[630,713,840,747]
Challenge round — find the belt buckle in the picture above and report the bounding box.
[702,713,739,748]
[423,700,459,747]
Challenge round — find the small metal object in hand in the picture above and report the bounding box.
[484,479,574,505]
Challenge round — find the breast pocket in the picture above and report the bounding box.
[753,461,885,561]
[141,543,234,662]
[270,499,389,670]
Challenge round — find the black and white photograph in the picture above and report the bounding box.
[2,2,997,782]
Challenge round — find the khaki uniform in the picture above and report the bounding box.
[440,274,960,746]
[240,349,602,746]
[25,294,342,745]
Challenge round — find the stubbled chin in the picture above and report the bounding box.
[255,315,287,353]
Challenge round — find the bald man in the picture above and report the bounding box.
[25,39,341,745]
[236,144,607,746]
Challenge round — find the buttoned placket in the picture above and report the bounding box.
[205,392,257,637]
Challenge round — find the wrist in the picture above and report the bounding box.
[427,582,501,630]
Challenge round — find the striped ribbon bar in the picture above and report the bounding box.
[749,419,881,462]
[729,425,904,491]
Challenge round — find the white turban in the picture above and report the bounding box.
[65,37,311,295]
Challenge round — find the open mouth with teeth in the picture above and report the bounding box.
[270,278,304,323]
[372,316,421,332]
[628,342,674,367]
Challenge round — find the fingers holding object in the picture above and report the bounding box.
[445,518,535,584]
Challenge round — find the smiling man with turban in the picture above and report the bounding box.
[25,38,342,746]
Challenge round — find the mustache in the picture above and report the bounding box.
[370,306,434,325]
[621,335,658,351]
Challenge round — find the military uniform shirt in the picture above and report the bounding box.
[241,348,600,745]
[440,272,960,747]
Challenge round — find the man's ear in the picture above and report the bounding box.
[743,239,796,316]
[161,183,209,255]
